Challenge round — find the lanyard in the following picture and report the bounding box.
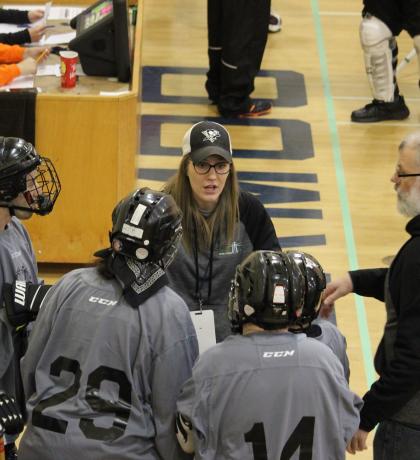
[193,221,214,312]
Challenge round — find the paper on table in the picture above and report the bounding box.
[0,24,26,33]
[39,31,76,45]
[36,64,58,76]
[36,63,85,77]
[48,6,84,20]
[0,75,34,91]
[30,1,52,28]
[2,4,42,10]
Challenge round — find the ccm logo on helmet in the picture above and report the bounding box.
[89,296,117,306]
[263,350,295,358]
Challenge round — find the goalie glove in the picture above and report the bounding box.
[0,393,23,435]
[2,280,52,329]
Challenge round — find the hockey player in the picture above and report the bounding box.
[0,137,61,460]
[287,250,350,381]
[351,0,420,122]
[18,188,198,460]
[176,250,362,460]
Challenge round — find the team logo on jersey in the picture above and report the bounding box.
[201,129,220,144]
[89,296,117,306]
[263,350,295,358]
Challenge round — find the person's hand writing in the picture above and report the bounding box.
[319,273,353,318]
[23,47,50,61]
[28,24,47,43]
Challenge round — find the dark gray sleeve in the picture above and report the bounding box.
[336,370,364,443]
[177,375,213,456]
[0,8,30,24]
[151,335,198,460]
[0,308,15,395]
[20,284,59,400]
[0,29,31,45]
[239,191,280,250]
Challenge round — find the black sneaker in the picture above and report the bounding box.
[351,96,410,123]
[5,443,17,460]
[238,100,272,118]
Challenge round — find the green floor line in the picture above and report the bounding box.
[310,0,376,387]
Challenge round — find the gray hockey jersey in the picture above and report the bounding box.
[311,318,350,382]
[0,217,38,401]
[19,267,198,460]
[177,332,362,460]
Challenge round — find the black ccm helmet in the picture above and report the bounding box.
[110,188,183,265]
[228,250,305,332]
[287,251,326,327]
[0,137,61,215]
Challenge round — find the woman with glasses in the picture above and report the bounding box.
[164,121,280,342]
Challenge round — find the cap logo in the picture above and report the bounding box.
[202,129,220,144]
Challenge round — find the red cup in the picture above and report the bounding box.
[59,51,78,88]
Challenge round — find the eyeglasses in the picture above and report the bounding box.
[193,161,231,175]
[397,172,420,177]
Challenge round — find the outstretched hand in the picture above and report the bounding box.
[319,273,353,318]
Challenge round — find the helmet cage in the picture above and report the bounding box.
[0,157,61,216]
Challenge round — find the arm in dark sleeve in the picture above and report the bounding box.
[349,268,388,301]
[359,241,420,431]
[0,29,31,45]
[0,9,29,24]
[239,191,280,250]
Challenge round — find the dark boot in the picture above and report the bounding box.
[219,100,272,118]
[351,96,410,123]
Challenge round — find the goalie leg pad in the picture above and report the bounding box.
[360,15,396,101]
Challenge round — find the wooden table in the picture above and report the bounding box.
[6,2,142,263]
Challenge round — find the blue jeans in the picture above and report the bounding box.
[374,420,420,460]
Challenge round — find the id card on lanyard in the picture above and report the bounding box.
[190,310,216,354]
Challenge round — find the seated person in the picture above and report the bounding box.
[0,7,46,44]
[287,250,350,381]
[0,44,48,86]
[176,250,362,459]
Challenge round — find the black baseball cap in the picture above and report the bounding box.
[182,121,232,163]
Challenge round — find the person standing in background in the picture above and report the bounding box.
[322,132,420,458]
[206,1,272,117]
[164,121,280,342]
[351,0,420,123]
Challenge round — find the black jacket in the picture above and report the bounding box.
[349,214,420,431]
[0,8,31,45]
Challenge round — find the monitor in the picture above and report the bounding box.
[68,0,132,83]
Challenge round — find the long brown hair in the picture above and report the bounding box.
[163,155,240,252]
